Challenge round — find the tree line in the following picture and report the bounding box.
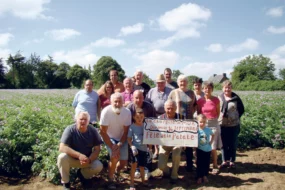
[0,52,285,90]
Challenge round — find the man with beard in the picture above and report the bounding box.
[100,92,132,189]
[57,112,103,190]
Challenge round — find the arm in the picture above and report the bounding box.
[89,145,101,162]
[99,125,113,148]
[119,125,130,144]
[97,98,101,121]
[210,134,215,145]
[59,143,88,162]
[127,137,133,147]
[216,103,220,118]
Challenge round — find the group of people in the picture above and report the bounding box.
[57,68,244,190]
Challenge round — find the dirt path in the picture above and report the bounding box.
[1,147,285,190]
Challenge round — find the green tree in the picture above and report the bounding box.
[92,56,125,88]
[54,62,71,88]
[6,52,25,88]
[187,75,199,90]
[0,58,7,88]
[34,56,59,88]
[67,64,90,88]
[279,68,285,80]
[143,73,155,88]
[231,55,276,85]
[172,70,183,82]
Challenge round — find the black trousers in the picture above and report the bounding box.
[196,148,211,178]
[185,147,193,170]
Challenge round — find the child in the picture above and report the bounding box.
[196,114,214,184]
[127,107,151,190]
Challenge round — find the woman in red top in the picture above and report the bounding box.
[99,81,114,110]
[197,81,221,174]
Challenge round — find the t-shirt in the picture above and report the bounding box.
[166,81,179,89]
[100,105,132,141]
[72,90,99,122]
[198,127,213,152]
[99,94,111,110]
[197,97,220,119]
[127,101,156,118]
[133,82,150,98]
[145,87,172,116]
[127,123,147,151]
[60,124,103,157]
[168,89,197,119]
[121,91,134,103]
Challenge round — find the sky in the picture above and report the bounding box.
[0,0,285,80]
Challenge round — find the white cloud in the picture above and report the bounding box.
[268,45,285,77]
[0,33,14,47]
[136,50,179,78]
[52,46,100,68]
[227,38,259,52]
[0,0,53,20]
[182,57,246,80]
[267,26,285,34]
[141,28,200,49]
[266,7,283,17]
[158,3,211,31]
[0,48,12,69]
[118,23,144,36]
[91,37,125,48]
[121,48,146,56]
[45,29,81,41]
[205,43,223,53]
[24,38,44,45]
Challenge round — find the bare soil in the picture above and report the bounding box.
[1,147,285,190]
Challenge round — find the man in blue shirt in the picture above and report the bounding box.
[72,79,100,123]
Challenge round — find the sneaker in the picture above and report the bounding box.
[77,169,93,189]
[107,182,117,189]
[62,182,70,190]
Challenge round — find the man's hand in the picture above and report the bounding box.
[79,154,90,166]
[111,144,120,159]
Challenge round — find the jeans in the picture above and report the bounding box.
[221,125,240,162]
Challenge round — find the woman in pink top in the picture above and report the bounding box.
[197,81,221,174]
[121,77,134,107]
[99,81,114,110]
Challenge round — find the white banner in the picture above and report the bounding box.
[143,118,198,147]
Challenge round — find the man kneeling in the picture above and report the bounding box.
[57,111,103,190]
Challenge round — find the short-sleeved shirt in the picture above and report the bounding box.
[121,91,134,103]
[198,127,213,152]
[197,97,220,119]
[127,101,156,118]
[133,82,150,98]
[166,81,179,89]
[97,81,125,95]
[100,105,132,141]
[145,87,172,116]
[128,123,147,151]
[72,90,99,122]
[60,124,103,157]
[168,89,197,119]
[99,94,111,110]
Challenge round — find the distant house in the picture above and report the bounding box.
[208,73,228,84]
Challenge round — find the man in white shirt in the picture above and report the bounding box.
[100,92,132,189]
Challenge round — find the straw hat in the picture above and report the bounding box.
[156,74,165,82]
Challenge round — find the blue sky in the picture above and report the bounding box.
[0,0,285,80]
